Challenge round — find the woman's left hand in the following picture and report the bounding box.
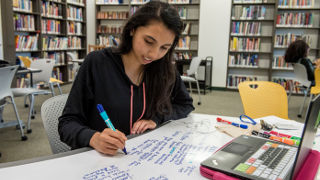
[131,119,156,134]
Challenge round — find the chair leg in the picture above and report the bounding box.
[57,83,62,95]
[0,106,3,123]
[27,94,35,134]
[288,80,293,103]
[188,82,192,93]
[49,82,55,97]
[196,80,201,105]
[298,89,308,118]
[9,96,27,141]
[24,95,29,108]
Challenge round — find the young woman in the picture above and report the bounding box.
[284,40,320,85]
[58,1,194,155]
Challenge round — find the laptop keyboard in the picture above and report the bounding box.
[234,142,297,180]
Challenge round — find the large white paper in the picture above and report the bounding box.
[0,114,232,180]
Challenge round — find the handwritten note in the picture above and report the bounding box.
[81,114,232,180]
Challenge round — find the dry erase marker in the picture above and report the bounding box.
[216,117,248,129]
[97,104,127,155]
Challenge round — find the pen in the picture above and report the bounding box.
[97,104,127,155]
[216,117,248,129]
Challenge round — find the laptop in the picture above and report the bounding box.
[201,94,320,180]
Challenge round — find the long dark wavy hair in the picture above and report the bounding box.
[116,1,183,119]
[284,40,309,63]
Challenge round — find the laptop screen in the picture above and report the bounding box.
[291,94,320,179]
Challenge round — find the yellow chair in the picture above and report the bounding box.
[311,68,320,96]
[238,81,289,119]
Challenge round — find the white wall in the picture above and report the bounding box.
[198,0,231,87]
[87,0,96,53]
[0,2,3,60]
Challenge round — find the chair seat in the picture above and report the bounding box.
[181,75,197,82]
[50,78,63,84]
[311,86,320,95]
[12,88,50,97]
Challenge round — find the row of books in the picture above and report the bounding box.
[273,56,292,69]
[97,11,129,19]
[15,34,39,51]
[67,0,85,6]
[276,12,313,27]
[96,0,124,4]
[13,14,35,31]
[130,7,139,15]
[272,78,302,93]
[227,75,260,88]
[67,6,83,21]
[67,22,83,35]
[174,52,193,60]
[176,36,191,50]
[232,6,266,20]
[41,19,61,34]
[97,35,120,47]
[41,1,63,18]
[274,33,311,47]
[43,51,65,65]
[168,0,191,4]
[42,36,82,50]
[182,23,191,35]
[97,25,123,34]
[13,0,33,12]
[52,67,63,82]
[231,22,261,35]
[234,0,268,3]
[228,54,259,67]
[130,0,150,4]
[176,7,187,19]
[230,37,261,52]
[278,0,315,7]
[68,65,77,82]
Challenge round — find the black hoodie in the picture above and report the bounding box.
[58,48,194,149]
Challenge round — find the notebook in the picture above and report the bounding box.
[201,94,320,180]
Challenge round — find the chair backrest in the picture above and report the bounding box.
[238,81,289,119]
[187,57,202,77]
[314,68,320,86]
[0,66,18,99]
[88,44,105,53]
[41,94,71,154]
[30,59,55,85]
[293,63,311,87]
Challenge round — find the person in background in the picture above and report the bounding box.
[58,1,194,156]
[284,40,320,86]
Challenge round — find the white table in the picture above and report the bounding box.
[0,113,319,180]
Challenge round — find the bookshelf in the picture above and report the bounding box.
[226,0,320,94]
[272,0,320,94]
[227,0,276,89]
[95,0,200,61]
[12,0,87,84]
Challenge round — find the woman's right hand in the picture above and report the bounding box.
[89,128,127,155]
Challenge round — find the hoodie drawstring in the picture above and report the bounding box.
[130,82,146,134]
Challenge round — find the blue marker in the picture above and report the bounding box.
[97,104,127,155]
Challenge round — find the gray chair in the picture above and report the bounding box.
[181,57,202,105]
[0,65,27,141]
[289,63,313,118]
[12,59,55,133]
[41,94,71,154]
